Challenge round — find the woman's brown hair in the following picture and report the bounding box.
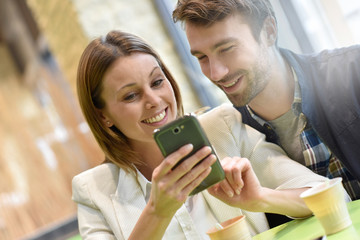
[77,30,184,172]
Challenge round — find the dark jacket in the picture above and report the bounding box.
[237,46,360,180]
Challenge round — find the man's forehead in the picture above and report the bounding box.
[185,17,249,53]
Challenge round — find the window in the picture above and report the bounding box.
[281,0,360,52]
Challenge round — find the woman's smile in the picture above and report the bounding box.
[142,108,168,125]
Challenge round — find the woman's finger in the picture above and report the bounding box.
[175,153,216,194]
[154,145,213,193]
[155,144,194,177]
[170,146,212,179]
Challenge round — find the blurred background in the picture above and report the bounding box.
[0,0,359,239]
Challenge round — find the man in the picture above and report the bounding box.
[172,0,360,201]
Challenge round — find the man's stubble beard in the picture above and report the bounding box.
[225,50,271,107]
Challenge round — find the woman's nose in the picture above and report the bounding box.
[144,90,161,109]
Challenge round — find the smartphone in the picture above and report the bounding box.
[153,114,225,195]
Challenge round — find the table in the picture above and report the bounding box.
[253,200,360,240]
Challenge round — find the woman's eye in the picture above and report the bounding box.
[123,92,137,101]
[152,79,164,87]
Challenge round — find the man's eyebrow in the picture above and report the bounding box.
[212,38,237,50]
[190,38,237,56]
[190,49,201,56]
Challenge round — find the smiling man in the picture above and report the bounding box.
[173,0,360,203]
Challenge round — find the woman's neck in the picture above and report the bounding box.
[131,141,164,181]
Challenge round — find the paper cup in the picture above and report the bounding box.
[206,215,251,240]
[300,177,352,235]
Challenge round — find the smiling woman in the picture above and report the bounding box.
[76,31,184,174]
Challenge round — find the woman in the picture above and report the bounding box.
[72,30,327,239]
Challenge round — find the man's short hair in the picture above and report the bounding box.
[172,0,276,41]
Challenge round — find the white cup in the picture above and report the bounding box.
[206,215,251,240]
[300,177,352,235]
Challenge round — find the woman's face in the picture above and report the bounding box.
[99,53,177,146]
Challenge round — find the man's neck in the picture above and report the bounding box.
[249,51,294,121]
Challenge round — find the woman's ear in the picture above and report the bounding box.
[263,16,277,46]
[96,109,114,128]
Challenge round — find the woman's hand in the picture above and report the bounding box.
[148,144,216,218]
[130,145,215,240]
[207,157,264,211]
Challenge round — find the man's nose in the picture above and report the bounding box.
[209,59,229,82]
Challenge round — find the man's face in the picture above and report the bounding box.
[185,14,272,107]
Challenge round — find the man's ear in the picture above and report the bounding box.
[263,16,277,46]
[96,109,113,127]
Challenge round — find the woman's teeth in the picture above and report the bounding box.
[143,110,166,123]
[224,79,238,88]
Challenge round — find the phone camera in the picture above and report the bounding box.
[173,126,181,134]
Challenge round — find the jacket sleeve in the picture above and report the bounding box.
[200,104,327,190]
[72,172,118,240]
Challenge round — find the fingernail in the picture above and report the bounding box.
[235,189,241,195]
[186,144,193,150]
[227,191,234,198]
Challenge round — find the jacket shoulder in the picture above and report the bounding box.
[72,163,120,206]
[198,103,242,124]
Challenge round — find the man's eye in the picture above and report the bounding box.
[197,55,206,61]
[221,46,233,53]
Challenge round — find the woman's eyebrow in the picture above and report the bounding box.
[149,66,160,77]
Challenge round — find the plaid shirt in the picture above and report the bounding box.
[247,70,360,200]
[301,128,360,200]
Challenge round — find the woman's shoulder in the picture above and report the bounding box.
[73,162,120,183]
[72,163,120,205]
